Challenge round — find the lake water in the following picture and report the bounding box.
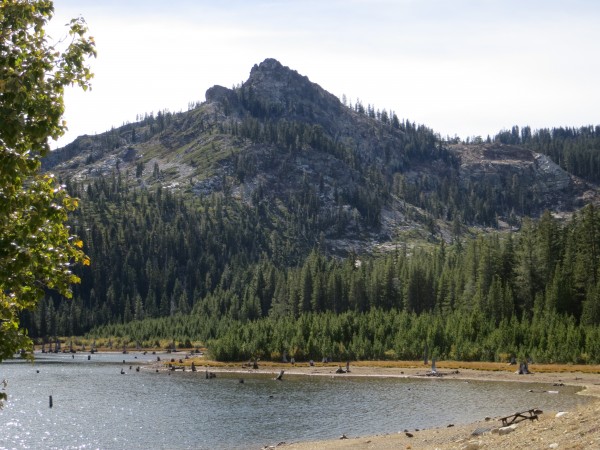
[0,352,591,449]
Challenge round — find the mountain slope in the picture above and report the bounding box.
[44,58,598,254]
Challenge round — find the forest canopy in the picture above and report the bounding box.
[23,173,600,364]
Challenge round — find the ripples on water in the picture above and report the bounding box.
[0,353,590,449]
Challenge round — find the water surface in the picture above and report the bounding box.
[0,353,590,449]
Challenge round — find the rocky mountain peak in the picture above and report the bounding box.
[205,59,310,107]
[250,57,286,74]
[241,58,342,122]
[247,58,306,87]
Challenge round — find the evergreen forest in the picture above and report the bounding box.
[22,143,600,364]
[25,60,600,365]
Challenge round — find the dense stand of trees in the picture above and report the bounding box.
[22,173,274,336]
[89,307,599,364]
[22,173,600,362]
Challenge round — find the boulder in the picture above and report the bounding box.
[498,424,517,435]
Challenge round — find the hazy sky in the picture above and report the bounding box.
[49,0,600,147]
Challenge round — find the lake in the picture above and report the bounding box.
[0,352,590,449]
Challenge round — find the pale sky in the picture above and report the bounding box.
[49,0,600,148]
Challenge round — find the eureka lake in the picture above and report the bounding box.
[0,352,591,449]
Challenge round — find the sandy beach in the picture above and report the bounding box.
[169,359,600,450]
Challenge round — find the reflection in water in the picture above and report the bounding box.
[0,353,590,450]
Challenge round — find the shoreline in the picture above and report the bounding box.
[155,356,600,389]
[28,351,600,448]
[270,368,600,449]
[169,360,600,450]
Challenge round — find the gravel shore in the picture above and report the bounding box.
[277,397,600,449]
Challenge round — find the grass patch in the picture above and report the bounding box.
[352,360,600,374]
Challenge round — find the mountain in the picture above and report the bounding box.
[28,59,600,356]
[44,58,598,254]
